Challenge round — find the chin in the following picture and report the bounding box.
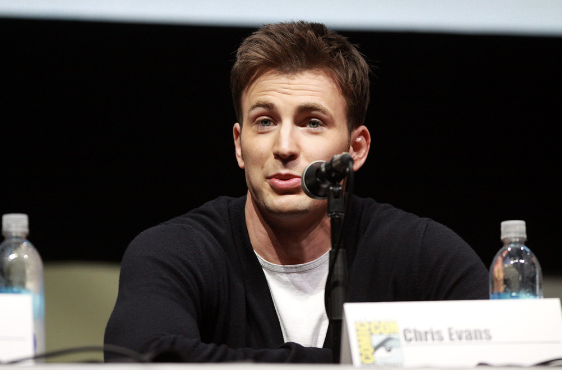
[260,194,326,218]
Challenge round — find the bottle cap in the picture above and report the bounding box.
[501,220,526,240]
[2,213,29,235]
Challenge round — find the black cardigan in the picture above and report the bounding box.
[104,196,488,362]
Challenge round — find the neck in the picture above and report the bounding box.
[245,193,331,265]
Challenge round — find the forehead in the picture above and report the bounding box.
[241,69,346,115]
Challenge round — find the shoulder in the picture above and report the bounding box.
[351,196,472,253]
[349,196,488,300]
[142,196,241,237]
[349,196,433,245]
[123,196,245,266]
[160,196,241,236]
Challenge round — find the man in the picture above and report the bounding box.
[105,21,488,363]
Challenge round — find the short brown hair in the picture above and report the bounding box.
[231,21,370,132]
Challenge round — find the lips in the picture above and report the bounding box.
[268,173,302,191]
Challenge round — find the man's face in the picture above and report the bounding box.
[234,69,352,219]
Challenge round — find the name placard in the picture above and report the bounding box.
[0,293,34,363]
[341,299,562,367]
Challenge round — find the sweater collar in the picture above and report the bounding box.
[228,196,286,347]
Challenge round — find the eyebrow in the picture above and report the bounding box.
[249,100,275,112]
[296,103,330,116]
[248,101,330,116]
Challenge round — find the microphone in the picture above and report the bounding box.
[302,152,354,199]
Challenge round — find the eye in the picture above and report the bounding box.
[257,118,273,127]
[254,118,276,131]
[306,119,324,130]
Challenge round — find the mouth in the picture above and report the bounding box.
[267,173,302,191]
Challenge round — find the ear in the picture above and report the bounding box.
[233,122,245,169]
[348,125,371,172]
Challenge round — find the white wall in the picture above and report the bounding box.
[1,0,562,36]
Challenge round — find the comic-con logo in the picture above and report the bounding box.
[355,321,403,366]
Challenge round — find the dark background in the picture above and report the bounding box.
[2,18,561,273]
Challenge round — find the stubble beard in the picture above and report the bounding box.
[249,186,327,223]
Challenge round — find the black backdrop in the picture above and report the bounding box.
[2,18,561,274]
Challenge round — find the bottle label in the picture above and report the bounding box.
[0,293,35,363]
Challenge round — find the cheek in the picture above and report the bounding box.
[241,132,272,157]
[313,135,350,158]
[241,142,268,169]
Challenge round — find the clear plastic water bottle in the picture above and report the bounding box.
[490,220,542,299]
[0,214,45,355]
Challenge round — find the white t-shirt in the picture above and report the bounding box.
[255,250,329,348]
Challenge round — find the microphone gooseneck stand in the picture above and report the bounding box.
[326,182,347,364]
[301,153,355,364]
[324,160,354,364]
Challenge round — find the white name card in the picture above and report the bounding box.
[341,299,562,367]
[0,293,34,363]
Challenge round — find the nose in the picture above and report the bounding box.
[273,123,299,162]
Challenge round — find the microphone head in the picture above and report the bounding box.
[302,160,329,200]
[329,152,353,174]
